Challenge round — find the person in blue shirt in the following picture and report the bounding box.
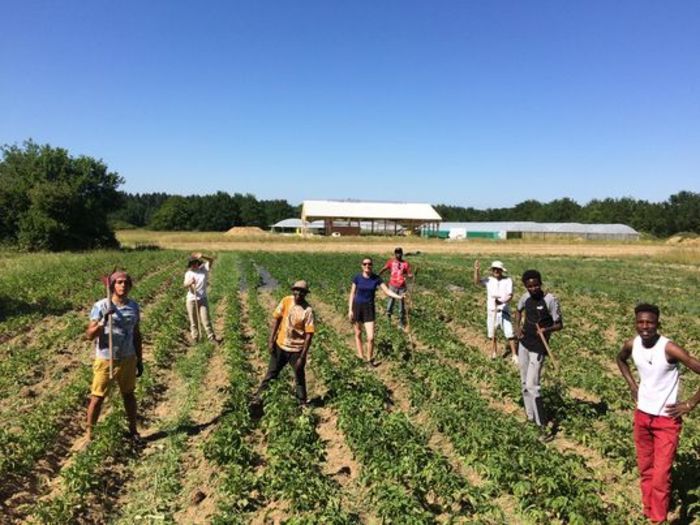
[348,257,403,366]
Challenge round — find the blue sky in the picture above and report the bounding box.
[1,1,698,208]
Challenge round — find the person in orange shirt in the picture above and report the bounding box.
[255,280,315,405]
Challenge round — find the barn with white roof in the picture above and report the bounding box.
[301,200,442,236]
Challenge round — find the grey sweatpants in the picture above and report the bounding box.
[186,297,214,340]
[518,343,547,426]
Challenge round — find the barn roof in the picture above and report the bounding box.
[302,200,442,221]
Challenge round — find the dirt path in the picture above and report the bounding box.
[165,297,233,524]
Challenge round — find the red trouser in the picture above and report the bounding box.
[633,409,682,522]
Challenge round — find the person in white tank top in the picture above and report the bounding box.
[617,303,699,524]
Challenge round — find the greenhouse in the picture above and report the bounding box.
[426,221,640,241]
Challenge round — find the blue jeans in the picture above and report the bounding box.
[386,285,406,325]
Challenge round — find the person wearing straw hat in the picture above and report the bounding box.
[514,269,562,431]
[473,259,518,361]
[184,252,220,344]
[85,271,143,442]
[255,280,315,405]
[617,303,700,524]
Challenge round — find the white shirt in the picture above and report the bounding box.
[184,261,210,301]
[632,335,679,416]
[480,276,513,312]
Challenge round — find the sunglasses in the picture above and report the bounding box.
[362,262,373,266]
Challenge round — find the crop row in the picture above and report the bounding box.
[0,250,181,340]
[202,253,259,524]
[242,259,359,523]
[250,254,498,524]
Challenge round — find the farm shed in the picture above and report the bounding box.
[301,200,442,236]
[270,218,325,234]
[426,222,640,241]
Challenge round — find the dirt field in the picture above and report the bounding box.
[117,229,700,263]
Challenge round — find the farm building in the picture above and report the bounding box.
[425,221,640,241]
[301,200,442,236]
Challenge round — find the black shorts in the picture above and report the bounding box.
[352,302,376,323]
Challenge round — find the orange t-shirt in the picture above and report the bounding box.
[274,296,315,352]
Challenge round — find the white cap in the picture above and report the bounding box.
[490,260,507,272]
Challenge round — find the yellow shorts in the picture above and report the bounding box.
[91,356,137,397]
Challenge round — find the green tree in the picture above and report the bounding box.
[667,191,700,234]
[148,196,194,230]
[0,140,123,250]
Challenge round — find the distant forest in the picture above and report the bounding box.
[111,191,699,237]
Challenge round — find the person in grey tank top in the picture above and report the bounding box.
[617,303,700,524]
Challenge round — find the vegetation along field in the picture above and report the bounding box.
[0,246,698,524]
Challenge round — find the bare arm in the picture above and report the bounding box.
[380,283,402,300]
[665,341,700,417]
[86,319,103,340]
[300,332,313,360]
[348,283,356,321]
[472,260,481,286]
[514,309,523,339]
[616,339,638,403]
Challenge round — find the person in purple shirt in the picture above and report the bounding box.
[347,256,403,366]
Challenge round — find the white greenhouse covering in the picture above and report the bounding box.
[271,218,325,230]
[432,222,639,240]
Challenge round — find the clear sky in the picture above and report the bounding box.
[1,1,698,208]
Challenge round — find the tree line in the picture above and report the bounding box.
[1,140,697,251]
[110,192,298,231]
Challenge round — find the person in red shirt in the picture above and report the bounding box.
[379,247,413,329]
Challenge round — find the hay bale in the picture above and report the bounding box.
[224,226,269,237]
